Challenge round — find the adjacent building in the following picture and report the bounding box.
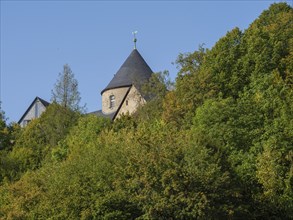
[18,96,50,127]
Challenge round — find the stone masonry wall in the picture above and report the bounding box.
[101,87,130,114]
[115,85,146,119]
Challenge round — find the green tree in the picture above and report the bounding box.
[0,103,79,183]
[0,115,134,219]
[241,3,292,81]
[252,72,293,218]
[204,28,245,99]
[161,3,293,218]
[116,120,233,219]
[162,46,210,128]
[51,64,84,111]
[1,3,292,219]
[134,71,172,123]
[0,108,21,184]
[0,108,10,151]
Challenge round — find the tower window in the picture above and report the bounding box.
[126,100,128,106]
[109,95,115,108]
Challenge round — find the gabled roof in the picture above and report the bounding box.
[18,96,50,124]
[101,49,153,94]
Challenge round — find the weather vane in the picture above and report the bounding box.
[132,31,138,49]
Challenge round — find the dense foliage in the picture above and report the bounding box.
[0,3,292,219]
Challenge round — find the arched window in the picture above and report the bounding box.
[109,95,115,108]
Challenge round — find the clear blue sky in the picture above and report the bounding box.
[1,0,291,123]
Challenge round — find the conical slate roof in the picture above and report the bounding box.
[101,49,153,94]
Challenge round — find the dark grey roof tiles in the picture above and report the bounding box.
[101,49,153,94]
[87,110,115,120]
[38,97,50,107]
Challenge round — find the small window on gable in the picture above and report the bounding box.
[109,95,115,108]
[23,120,31,126]
[126,100,128,106]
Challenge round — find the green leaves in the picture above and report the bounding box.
[1,3,292,219]
[0,103,80,184]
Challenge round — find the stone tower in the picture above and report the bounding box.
[100,49,153,120]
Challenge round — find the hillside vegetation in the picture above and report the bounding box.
[0,3,292,219]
